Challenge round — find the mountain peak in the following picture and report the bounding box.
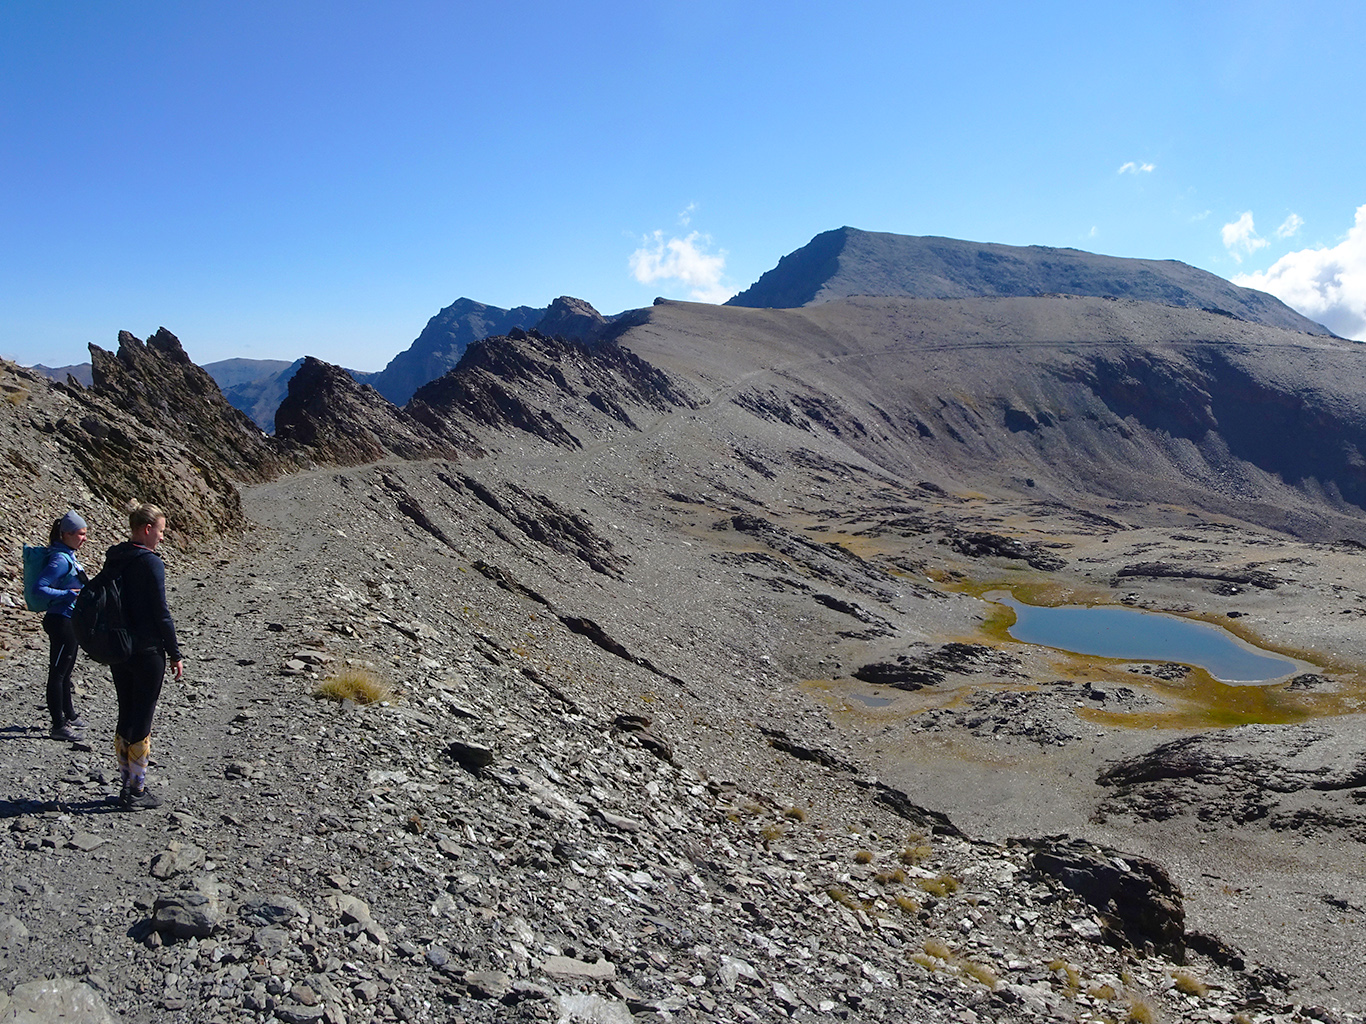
[727,227,1331,335]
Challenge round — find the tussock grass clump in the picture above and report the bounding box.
[313,666,391,704]
[961,961,999,989]
[853,849,875,865]
[922,938,954,961]
[760,824,785,843]
[1088,983,1119,1001]
[900,843,933,865]
[1049,959,1081,995]
[1126,993,1159,1024]
[1171,971,1208,998]
[828,887,871,912]
[873,868,907,885]
[915,873,960,896]
[909,952,938,972]
[893,894,920,914]
[782,806,806,821]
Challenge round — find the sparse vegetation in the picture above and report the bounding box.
[922,938,954,961]
[961,960,999,989]
[915,872,960,896]
[900,843,933,865]
[909,952,938,972]
[873,868,907,885]
[1126,993,1159,1024]
[828,886,872,912]
[893,894,920,914]
[853,849,874,864]
[1171,970,1208,998]
[782,805,806,821]
[760,823,785,843]
[312,666,391,704]
[1049,959,1081,995]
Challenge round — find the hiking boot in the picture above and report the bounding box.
[49,722,81,741]
[119,786,160,811]
[65,713,87,729]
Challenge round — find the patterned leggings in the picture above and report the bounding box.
[111,649,165,791]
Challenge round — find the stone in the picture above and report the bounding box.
[540,956,617,981]
[0,977,116,1023]
[464,970,513,1000]
[150,841,207,879]
[151,894,223,939]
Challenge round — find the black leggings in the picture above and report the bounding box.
[41,613,78,724]
[111,649,165,744]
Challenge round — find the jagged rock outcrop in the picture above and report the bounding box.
[533,296,611,342]
[89,328,287,484]
[367,298,545,406]
[727,227,1332,335]
[409,329,695,450]
[274,357,469,466]
[1,354,250,551]
[1027,837,1187,960]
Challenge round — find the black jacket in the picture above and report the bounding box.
[102,542,181,661]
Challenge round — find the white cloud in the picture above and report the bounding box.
[629,230,735,304]
[1221,211,1270,262]
[678,202,697,227]
[1118,161,1155,174]
[1275,212,1304,239]
[1233,204,1366,340]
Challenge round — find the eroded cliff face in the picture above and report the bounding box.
[1,348,252,557]
[90,328,288,485]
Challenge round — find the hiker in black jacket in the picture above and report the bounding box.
[103,502,183,811]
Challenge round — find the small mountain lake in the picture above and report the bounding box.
[988,592,1298,684]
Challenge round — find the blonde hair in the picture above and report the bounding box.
[127,502,165,530]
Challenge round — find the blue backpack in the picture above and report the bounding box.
[21,545,74,613]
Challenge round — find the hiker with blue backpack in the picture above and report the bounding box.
[27,510,90,741]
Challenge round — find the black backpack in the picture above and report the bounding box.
[72,552,145,665]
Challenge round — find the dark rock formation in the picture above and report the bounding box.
[948,530,1068,571]
[89,328,287,484]
[274,357,467,466]
[534,296,612,343]
[1027,837,1186,960]
[3,348,250,547]
[1096,724,1366,840]
[367,298,545,406]
[409,329,695,450]
[1113,561,1282,590]
[853,642,1023,690]
[727,227,1332,335]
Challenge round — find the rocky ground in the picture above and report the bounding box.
[0,453,1363,1024]
[4,309,1366,1024]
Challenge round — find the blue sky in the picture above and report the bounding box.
[3,1,1364,372]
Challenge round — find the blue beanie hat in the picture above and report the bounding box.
[58,510,87,534]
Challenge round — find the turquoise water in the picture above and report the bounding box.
[991,594,1297,684]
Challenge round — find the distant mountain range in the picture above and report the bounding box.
[27,229,1333,433]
